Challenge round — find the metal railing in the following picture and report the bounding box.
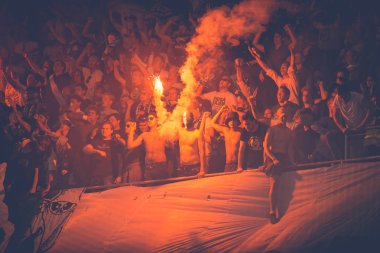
[84,124,380,193]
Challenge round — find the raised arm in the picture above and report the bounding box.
[235,58,251,99]
[76,43,91,68]
[130,53,150,76]
[113,60,127,89]
[108,10,122,33]
[283,24,297,48]
[127,122,144,149]
[252,28,265,53]
[210,105,228,134]
[24,53,46,77]
[47,21,67,44]
[82,17,96,41]
[248,46,277,82]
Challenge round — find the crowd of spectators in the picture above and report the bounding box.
[0,0,379,196]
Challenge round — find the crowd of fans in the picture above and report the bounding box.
[0,0,379,196]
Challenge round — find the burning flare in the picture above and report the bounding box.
[154,76,163,96]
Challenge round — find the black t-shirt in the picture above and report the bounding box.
[240,123,267,169]
[89,138,115,178]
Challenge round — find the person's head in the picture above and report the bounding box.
[107,33,117,44]
[35,108,49,124]
[149,37,160,50]
[137,114,149,132]
[131,68,144,86]
[86,106,99,123]
[88,55,99,70]
[280,62,289,77]
[295,52,303,66]
[336,68,349,85]
[139,89,151,103]
[62,86,72,100]
[152,55,164,73]
[218,75,232,91]
[276,107,286,124]
[183,111,195,129]
[53,60,65,75]
[60,120,72,135]
[301,86,314,105]
[225,111,240,129]
[365,74,376,89]
[242,112,257,130]
[42,59,51,72]
[264,108,273,119]
[102,93,114,109]
[107,113,121,130]
[147,113,158,128]
[235,91,248,109]
[26,73,39,87]
[277,86,290,104]
[273,32,283,47]
[73,69,84,84]
[68,95,82,111]
[74,84,87,98]
[124,120,133,135]
[101,122,113,139]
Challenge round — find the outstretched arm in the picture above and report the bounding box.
[210,105,228,134]
[24,53,46,77]
[252,28,265,53]
[248,46,279,83]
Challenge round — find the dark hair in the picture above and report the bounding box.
[225,111,240,125]
[107,113,120,121]
[86,105,99,115]
[69,94,83,103]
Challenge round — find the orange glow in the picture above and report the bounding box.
[154,76,163,96]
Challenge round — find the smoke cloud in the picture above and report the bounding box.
[161,0,281,138]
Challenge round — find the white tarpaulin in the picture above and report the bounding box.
[49,161,380,253]
[0,163,83,253]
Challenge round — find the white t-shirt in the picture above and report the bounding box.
[201,90,237,115]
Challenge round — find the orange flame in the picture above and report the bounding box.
[154,76,163,96]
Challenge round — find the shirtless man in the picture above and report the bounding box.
[177,112,207,177]
[210,105,242,172]
[128,113,168,180]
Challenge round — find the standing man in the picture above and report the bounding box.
[177,112,207,177]
[238,112,267,171]
[199,76,237,115]
[210,105,242,172]
[128,113,168,180]
[262,108,293,224]
[83,122,122,186]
